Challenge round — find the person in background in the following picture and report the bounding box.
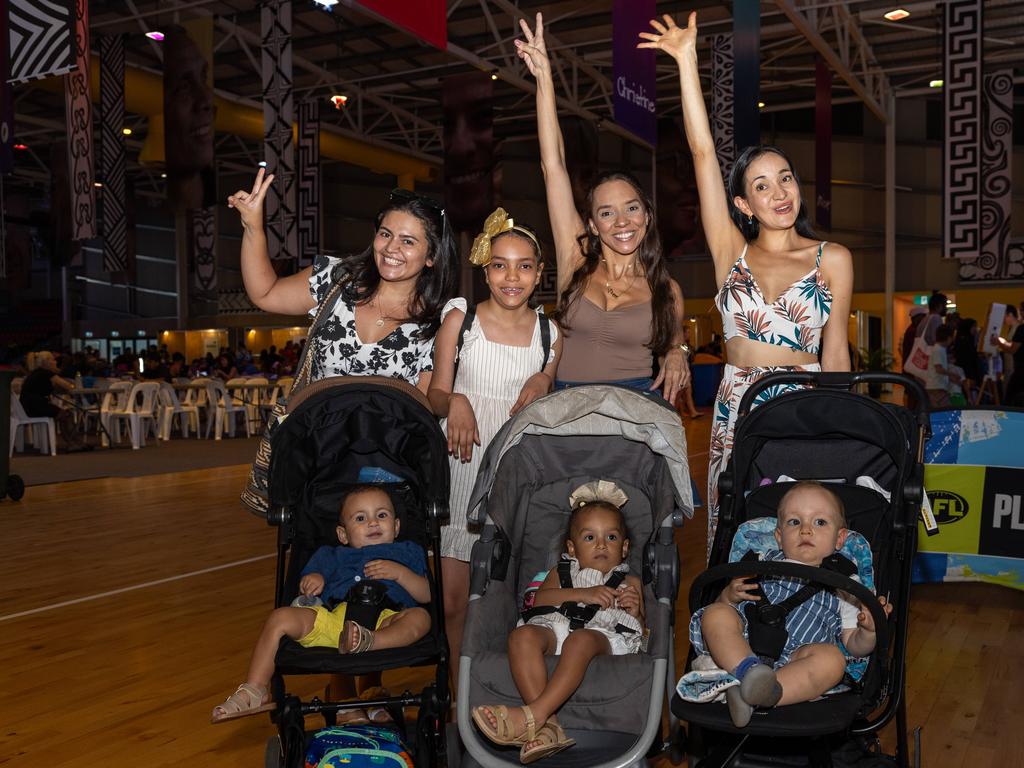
[992,301,1024,406]
[901,306,927,374]
[923,326,959,409]
[19,351,89,451]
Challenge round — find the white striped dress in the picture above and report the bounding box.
[440,298,558,561]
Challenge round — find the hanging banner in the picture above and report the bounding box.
[262,0,297,262]
[943,0,982,261]
[191,206,217,293]
[442,71,493,233]
[612,0,656,146]
[916,408,1024,591]
[6,0,75,84]
[63,0,96,241]
[732,0,760,153]
[960,70,1018,282]
[815,56,832,231]
[100,34,128,273]
[1,7,14,176]
[710,34,735,186]
[354,0,446,50]
[297,99,320,268]
[164,22,215,211]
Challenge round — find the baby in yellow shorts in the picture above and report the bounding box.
[211,485,430,723]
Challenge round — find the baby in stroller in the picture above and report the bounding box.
[210,485,431,724]
[472,481,646,764]
[689,481,892,728]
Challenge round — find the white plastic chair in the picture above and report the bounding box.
[99,381,134,447]
[9,395,57,456]
[106,382,160,449]
[11,377,24,396]
[157,382,200,440]
[277,376,295,398]
[226,377,265,432]
[212,380,251,440]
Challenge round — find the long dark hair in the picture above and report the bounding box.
[340,192,458,341]
[728,145,816,242]
[554,171,676,357]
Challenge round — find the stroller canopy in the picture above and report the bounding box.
[467,385,694,529]
[267,376,450,509]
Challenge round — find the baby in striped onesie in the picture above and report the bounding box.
[689,481,891,727]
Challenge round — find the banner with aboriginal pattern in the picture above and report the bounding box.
[262,0,296,262]
[63,0,96,241]
[710,34,734,186]
[916,408,1024,591]
[959,70,1020,281]
[943,0,982,261]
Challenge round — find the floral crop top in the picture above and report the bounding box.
[714,242,833,356]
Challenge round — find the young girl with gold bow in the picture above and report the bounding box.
[428,208,563,687]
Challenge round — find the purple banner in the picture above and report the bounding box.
[612,0,656,146]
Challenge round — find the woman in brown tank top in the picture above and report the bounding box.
[516,14,691,404]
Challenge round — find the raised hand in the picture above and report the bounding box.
[514,12,550,80]
[637,12,697,61]
[227,166,275,233]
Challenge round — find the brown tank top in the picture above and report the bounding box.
[558,295,654,381]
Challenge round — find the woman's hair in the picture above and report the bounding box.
[566,500,630,543]
[727,145,816,242]
[342,192,459,341]
[26,351,55,371]
[554,171,677,357]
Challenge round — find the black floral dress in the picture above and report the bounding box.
[307,254,434,384]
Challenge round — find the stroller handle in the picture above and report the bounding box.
[736,371,930,425]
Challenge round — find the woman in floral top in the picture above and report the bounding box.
[640,13,853,554]
[228,170,458,392]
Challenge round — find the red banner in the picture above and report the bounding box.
[355,0,446,50]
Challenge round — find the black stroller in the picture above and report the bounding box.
[262,376,451,768]
[456,385,694,768]
[672,372,930,768]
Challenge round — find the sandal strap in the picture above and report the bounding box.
[521,705,537,742]
[219,683,266,714]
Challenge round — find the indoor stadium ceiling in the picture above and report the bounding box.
[9,0,1024,190]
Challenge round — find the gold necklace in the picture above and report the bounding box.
[372,295,402,327]
[602,258,639,298]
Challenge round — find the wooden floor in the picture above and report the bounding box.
[1,415,1021,767]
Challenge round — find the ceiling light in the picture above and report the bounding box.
[313,0,338,7]
[929,80,943,88]
[93,181,103,188]
[330,94,348,109]
[145,31,165,41]
[160,172,167,178]
[491,73,498,80]
[757,101,765,109]
[883,9,910,21]
[14,143,28,151]
[122,127,132,136]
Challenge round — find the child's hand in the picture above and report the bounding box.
[447,394,480,463]
[857,595,892,633]
[363,559,411,583]
[616,584,643,618]
[510,373,552,416]
[579,585,619,609]
[719,577,760,606]
[226,167,274,233]
[300,572,325,597]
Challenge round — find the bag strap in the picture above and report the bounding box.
[453,304,477,382]
[538,312,551,373]
[291,267,350,393]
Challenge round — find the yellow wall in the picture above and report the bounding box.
[184,330,228,361]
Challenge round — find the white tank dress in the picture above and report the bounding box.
[440,298,558,561]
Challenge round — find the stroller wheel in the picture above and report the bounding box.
[415,686,446,768]
[264,735,283,768]
[668,726,687,766]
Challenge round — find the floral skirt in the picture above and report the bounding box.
[706,362,821,557]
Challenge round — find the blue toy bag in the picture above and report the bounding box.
[304,724,414,768]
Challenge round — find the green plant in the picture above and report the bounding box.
[857,346,895,372]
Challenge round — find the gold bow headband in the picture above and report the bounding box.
[568,480,629,510]
[469,207,541,267]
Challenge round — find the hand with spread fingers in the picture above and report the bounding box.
[227,166,275,233]
[636,12,697,61]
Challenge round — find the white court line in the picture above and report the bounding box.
[0,553,276,623]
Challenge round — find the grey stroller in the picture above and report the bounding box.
[456,386,694,768]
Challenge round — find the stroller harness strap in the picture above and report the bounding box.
[741,551,856,661]
[520,561,636,634]
[455,305,552,379]
[336,580,405,631]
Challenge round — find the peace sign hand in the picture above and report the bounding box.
[227,167,275,233]
[637,12,697,61]
[514,12,551,80]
